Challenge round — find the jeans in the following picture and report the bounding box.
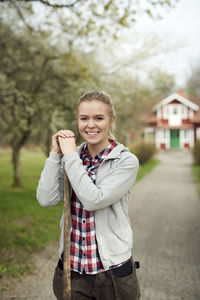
[53,258,141,300]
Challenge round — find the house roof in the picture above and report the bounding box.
[153,93,199,112]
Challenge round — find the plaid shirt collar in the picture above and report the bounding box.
[80,140,117,164]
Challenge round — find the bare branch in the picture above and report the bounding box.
[8,0,34,31]
[0,0,82,8]
[33,0,81,8]
[0,0,82,30]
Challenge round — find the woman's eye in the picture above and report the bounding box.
[96,117,103,120]
[80,117,87,121]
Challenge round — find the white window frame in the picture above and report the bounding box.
[189,109,194,119]
[184,129,188,140]
[181,105,187,119]
[162,106,168,119]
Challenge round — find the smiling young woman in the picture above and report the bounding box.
[36,91,141,300]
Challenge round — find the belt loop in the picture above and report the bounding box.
[134,261,140,269]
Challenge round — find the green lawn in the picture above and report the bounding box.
[0,150,159,280]
[192,164,200,199]
[136,158,160,182]
[0,151,63,279]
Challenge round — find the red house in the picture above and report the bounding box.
[144,92,200,149]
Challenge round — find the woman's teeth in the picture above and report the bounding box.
[86,132,99,135]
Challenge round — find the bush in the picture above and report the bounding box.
[130,141,156,165]
[193,139,200,165]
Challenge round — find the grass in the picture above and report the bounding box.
[136,158,160,182]
[192,164,200,199]
[0,150,159,280]
[0,150,63,279]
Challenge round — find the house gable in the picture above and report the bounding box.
[153,93,199,112]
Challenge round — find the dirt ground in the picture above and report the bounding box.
[0,242,58,300]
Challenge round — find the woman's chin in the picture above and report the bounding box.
[82,134,100,144]
[86,138,99,145]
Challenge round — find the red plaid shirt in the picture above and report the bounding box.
[70,140,117,274]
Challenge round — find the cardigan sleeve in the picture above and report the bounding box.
[36,152,64,207]
[63,151,139,211]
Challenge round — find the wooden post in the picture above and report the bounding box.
[63,171,71,300]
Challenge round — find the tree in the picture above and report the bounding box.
[0,0,179,46]
[0,22,90,186]
[148,68,175,98]
[186,63,200,100]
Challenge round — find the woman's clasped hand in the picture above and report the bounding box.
[51,129,76,155]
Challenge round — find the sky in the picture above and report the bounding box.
[138,0,200,86]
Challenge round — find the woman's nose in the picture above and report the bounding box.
[87,120,95,128]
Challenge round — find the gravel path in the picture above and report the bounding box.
[1,150,200,299]
[130,150,200,300]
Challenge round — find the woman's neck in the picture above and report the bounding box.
[87,140,110,158]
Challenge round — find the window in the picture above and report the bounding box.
[163,106,168,119]
[173,107,178,115]
[184,130,188,140]
[181,105,187,119]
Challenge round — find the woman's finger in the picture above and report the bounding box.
[52,131,64,138]
[53,130,75,141]
[63,130,75,137]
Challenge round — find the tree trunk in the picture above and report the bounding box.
[45,128,52,157]
[12,147,21,187]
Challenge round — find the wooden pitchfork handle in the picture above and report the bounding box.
[63,171,71,300]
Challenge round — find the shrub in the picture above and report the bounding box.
[193,139,200,165]
[130,141,156,165]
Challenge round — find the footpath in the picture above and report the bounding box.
[130,150,200,300]
[1,150,200,299]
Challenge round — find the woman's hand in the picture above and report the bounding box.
[51,130,76,155]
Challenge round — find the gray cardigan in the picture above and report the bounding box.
[36,143,139,269]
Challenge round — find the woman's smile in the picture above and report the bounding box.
[85,131,100,137]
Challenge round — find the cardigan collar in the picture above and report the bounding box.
[77,142,128,160]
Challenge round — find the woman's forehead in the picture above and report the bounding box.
[78,100,109,114]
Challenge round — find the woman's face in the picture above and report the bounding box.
[78,100,115,148]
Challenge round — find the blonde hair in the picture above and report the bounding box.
[77,91,116,140]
